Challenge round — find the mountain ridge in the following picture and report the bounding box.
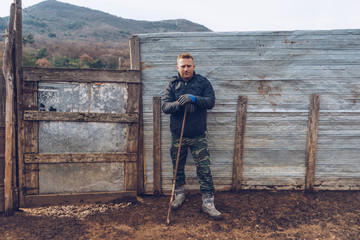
[0,0,211,42]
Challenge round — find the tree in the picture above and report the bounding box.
[79,53,94,68]
[23,32,35,45]
[36,48,48,59]
[48,33,57,38]
[36,58,52,68]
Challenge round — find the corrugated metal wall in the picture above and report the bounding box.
[137,29,360,193]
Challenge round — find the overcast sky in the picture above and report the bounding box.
[1,0,360,32]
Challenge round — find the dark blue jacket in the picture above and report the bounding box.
[162,73,215,137]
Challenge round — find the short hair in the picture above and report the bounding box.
[177,53,194,63]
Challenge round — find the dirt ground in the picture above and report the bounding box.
[1,190,359,240]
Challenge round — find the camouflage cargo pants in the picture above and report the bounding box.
[170,133,215,194]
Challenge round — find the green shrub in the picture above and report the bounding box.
[36,48,48,59]
[23,51,37,67]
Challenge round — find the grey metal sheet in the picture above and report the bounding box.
[38,82,127,113]
[39,162,124,194]
[39,121,127,153]
[138,30,360,192]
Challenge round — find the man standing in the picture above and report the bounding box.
[162,53,223,220]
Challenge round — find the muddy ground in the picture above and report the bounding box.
[1,190,359,239]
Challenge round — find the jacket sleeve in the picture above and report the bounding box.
[194,78,215,110]
[161,80,181,114]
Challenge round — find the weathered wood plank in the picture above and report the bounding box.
[137,93,145,194]
[129,37,141,70]
[0,69,5,126]
[25,164,39,195]
[0,74,5,211]
[22,81,39,202]
[0,128,4,158]
[23,82,39,203]
[2,3,16,215]
[23,67,141,83]
[23,83,39,153]
[125,162,137,191]
[24,153,137,164]
[305,95,320,192]
[232,96,247,191]
[126,84,140,114]
[0,128,4,213]
[130,37,145,193]
[126,84,140,153]
[24,111,139,123]
[15,0,24,208]
[153,96,162,195]
[24,191,137,208]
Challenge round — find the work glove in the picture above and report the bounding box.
[178,94,197,106]
[184,103,195,113]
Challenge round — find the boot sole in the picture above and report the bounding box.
[171,201,185,211]
[200,208,224,220]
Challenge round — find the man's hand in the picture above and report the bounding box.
[178,94,197,106]
[184,103,195,113]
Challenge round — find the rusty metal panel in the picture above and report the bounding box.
[137,30,360,192]
[39,162,125,194]
[38,80,128,154]
[36,81,128,194]
[38,82,128,113]
[39,122,127,153]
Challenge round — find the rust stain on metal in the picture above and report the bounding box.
[221,80,235,88]
[258,81,282,98]
[141,62,155,71]
[270,101,277,106]
[283,39,297,44]
[257,81,272,98]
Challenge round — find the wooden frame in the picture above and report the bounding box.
[24,153,137,164]
[7,36,144,208]
[153,97,162,195]
[23,67,141,83]
[130,36,145,194]
[14,0,23,209]
[2,3,16,215]
[19,69,142,206]
[0,53,7,213]
[305,94,320,192]
[24,191,137,208]
[24,111,138,123]
[232,96,248,191]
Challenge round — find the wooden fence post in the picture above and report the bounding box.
[305,94,320,192]
[232,96,248,191]
[2,3,16,215]
[0,63,6,213]
[153,97,162,195]
[15,0,23,208]
[129,36,144,194]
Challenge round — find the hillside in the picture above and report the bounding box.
[0,0,211,43]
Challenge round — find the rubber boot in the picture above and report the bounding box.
[171,185,185,211]
[201,193,223,220]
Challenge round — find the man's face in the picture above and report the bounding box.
[177,58,195,81]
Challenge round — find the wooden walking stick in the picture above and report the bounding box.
[166,109,187,224]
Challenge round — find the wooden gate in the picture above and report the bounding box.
[2,1,144,212]
[19,65,142,208]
